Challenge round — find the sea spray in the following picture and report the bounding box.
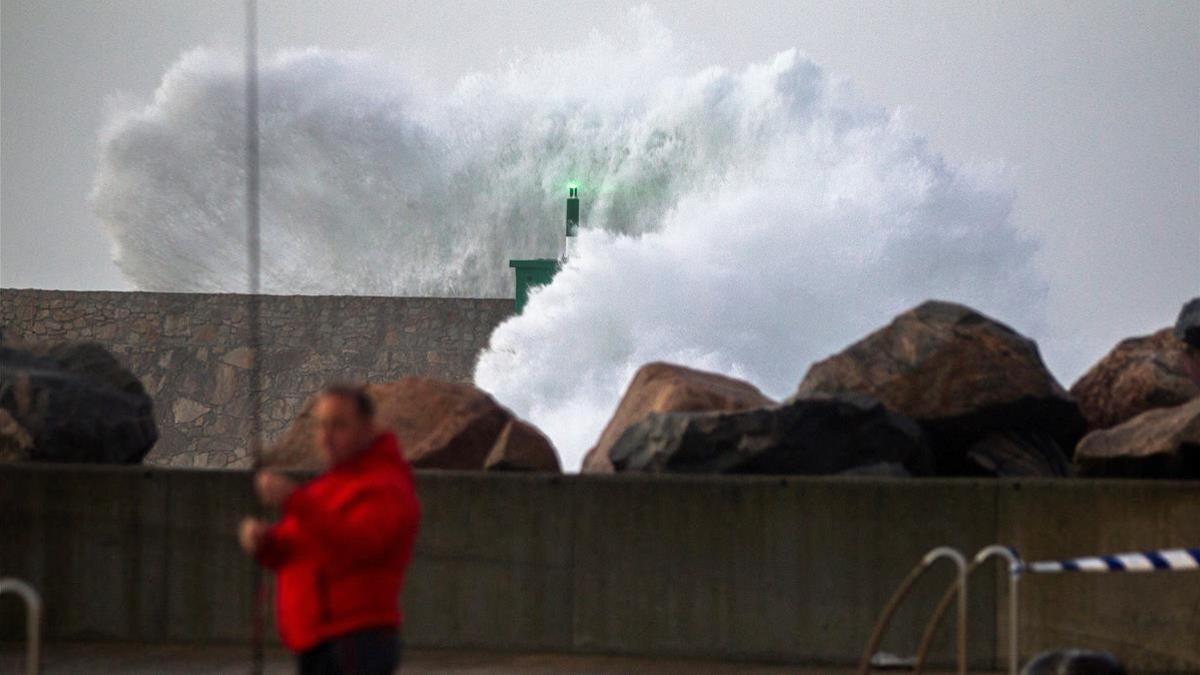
[90,10,1044,470]
[93,11,697,295]
[474,28,1043,471]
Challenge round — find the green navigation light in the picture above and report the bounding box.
[566,184,580,236]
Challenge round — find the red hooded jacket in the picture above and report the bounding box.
[256,431,421,652]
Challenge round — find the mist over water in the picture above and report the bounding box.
[93,10,1046,470]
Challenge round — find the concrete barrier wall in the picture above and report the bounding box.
[0,289,513,468]
[1,466,1198,671]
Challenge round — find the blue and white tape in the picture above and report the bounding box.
[1027,548,1200,574]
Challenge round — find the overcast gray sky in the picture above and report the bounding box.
[1,0,1197,379]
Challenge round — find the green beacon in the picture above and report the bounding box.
[564,185,580,260]
[509,185,580,313]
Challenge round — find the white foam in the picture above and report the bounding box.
[91,10,1044,471]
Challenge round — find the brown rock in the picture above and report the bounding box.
[396,380,511,470]
[581,362,776,473]
[1075,398,1200,478]
[484,419,561,472]
[1069,328,1198,432]
[264,377,561,472]
[795,301,1082,476]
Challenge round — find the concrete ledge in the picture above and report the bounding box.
[1,466,1197,671]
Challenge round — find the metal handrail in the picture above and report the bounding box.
[857,546,968,675]
[913,545,1022,675]
[0,577,42,675]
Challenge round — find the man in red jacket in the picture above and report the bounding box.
[239,384,421,675]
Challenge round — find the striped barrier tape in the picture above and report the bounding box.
[1026,547,1200,574]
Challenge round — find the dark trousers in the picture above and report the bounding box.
[298,627,401,675]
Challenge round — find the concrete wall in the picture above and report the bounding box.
[0,289,512,468]
[1,466,1197,672]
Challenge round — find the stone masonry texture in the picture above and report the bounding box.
[0,289,513,468]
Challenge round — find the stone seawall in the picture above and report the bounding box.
[0,289,513,468]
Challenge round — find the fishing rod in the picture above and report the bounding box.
[244,1,265,673]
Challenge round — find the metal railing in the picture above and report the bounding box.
[914,545,1021,675]
[861,543,1199,675]
[0,577,42,675]
[857,546,967,675]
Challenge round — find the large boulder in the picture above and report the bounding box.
[582,362,775,473]
[0,342,158,463]
[795,301,1082,476]
[265,377,560,472]
[1069,329,1198,432]
[608,393,934,476]
[1074,397,1200,479]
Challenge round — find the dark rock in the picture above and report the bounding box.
[1021,649,1127,675]
[266,377,561,472]
[1069,329,1198,432]
[0,342,158,463]
[608,393,934,476]
[795,301,1081,476]
[1175,297,1200,347]
[583,362,775,473]
[966,430,1073,477]
[1074,397,1200,479]
[1176,297,1200,388]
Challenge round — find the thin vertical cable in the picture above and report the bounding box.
[244,1,265,674]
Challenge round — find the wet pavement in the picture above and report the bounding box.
[0,642,983,674]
